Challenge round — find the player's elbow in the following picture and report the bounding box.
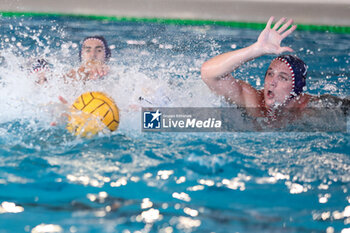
[201,61,213,83]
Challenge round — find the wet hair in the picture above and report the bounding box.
[272,55,307,96]
[79,36,111,62]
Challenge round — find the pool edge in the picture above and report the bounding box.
[1,11,350,34]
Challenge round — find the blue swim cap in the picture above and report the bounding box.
[79,36,111,62]
[273,55,307,96]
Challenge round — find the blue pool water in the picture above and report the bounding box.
[0,15,350,233]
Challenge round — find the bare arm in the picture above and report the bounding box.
[201,17,297,107]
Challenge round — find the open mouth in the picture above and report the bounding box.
[267,90,275,98]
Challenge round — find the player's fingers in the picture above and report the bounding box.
[281,25,297,39]
[272,17,286,30]
[277,19,293,33]
[266,16,274,29]
[58,96,68,105]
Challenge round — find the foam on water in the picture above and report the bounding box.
[0,20,218,132]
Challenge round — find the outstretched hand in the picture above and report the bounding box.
[256,16,297,54]
[78,60,110,81]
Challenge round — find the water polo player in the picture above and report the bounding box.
[201,16,349,123]
[31,36,111,83]
[66,35,111,81]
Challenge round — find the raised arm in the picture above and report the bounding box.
[201,16,297,106]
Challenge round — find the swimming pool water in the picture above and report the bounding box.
[0,15,349,233]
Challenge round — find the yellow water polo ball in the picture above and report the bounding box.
[67,92,119,137]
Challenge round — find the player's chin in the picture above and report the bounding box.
[264,98,275,108]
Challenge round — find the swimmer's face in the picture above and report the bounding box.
[81,39,106,63]
[264,60,294,108]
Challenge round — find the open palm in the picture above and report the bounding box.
[257,17,297,54]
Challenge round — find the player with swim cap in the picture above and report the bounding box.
[79,36,111,62]
[65,35,111,81]
[30,35,111,83]
[201,16,349,122]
